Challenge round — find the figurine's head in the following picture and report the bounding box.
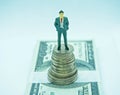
[59,10,64,18]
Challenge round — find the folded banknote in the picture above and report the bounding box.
[25,40,103,95]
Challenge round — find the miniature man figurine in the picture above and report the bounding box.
[54,10,69,50]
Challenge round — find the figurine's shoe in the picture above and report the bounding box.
[65,46,69,50]
[57,46,61,50]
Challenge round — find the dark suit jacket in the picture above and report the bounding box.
[54,17,69,32]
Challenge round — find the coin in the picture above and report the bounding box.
[48,44,78,85]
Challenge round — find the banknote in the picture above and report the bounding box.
[34,40,96,72]
[25,40,103,95]
[26,82,101,95]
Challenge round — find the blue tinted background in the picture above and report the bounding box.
[0,0,120,95]
[0,0,120,39]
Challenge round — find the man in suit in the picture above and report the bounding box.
[54,10,69,50]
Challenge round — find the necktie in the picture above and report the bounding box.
[60,18,62,23]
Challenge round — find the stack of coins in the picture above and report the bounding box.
[48,44,78,85]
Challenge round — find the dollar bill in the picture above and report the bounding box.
[26,82,101,95]
[25,40,103,95]
[35,40,96,72]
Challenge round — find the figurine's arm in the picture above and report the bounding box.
[54,18,60,31]
[66,17,69,26]
[65,17,69,31]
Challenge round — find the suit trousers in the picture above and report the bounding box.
[57,29,68,47]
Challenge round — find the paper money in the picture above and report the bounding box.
[28,82,100,95]
[35,41,96,72]
[25,41,103,95]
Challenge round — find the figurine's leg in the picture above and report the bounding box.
[63,31,69,50]
[57,31,61,50]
